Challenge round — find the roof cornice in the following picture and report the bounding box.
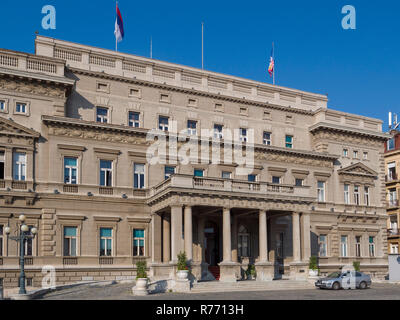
[309,122,390,140]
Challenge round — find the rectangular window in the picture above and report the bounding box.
[0,225,3,256]
[64,157,78,185]
[340,235,348,257]
[248,174,257,182]
[388,162,396,180]
[369,236,375,257]
[0,100,5,111]
[272,176,281,184]
[99,228,112,256]
[389,188,397,206]
[24,226,34,256]
[355,236,361,257]
[188,98,197,107]
[134,163,145,189]
[388,138,395,151]
[187,120,197,136]
[222,171,231,179]
[100,160,112,187]
[13,152,26,181]
[194,169,204,177]
[263,132,271,146]
[343,149,348,157]
[96,107,108,123]
[128,112,140,128]
[317,181,325,202]
[159,116,169,131]
[285,135,293,149]
[133,229,145,256]
[390,244,399,254]
[213,124,223,139]
[160,93,170,103]
[319,235,327,257]
[354,185,360,205]
[364,186,370,206]
[344,184,350,204]
[353,150,359,158]
[239,128,247,143]
[295,179,304,187]
[16,103,27,114]
[164,166,175,180]
[363,152,368,160]
[63,227,77,257]
[0,151,4,180]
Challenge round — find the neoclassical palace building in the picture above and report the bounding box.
[0,36,390,287]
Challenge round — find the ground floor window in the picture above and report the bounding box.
[355,236,362,257]
[100,228,113,256]
[63,226,77,257]
[319,234,327,257]
[340,235,348,257]
[369,236,375,257]
[133,229,145,256]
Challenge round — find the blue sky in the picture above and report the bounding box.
[0,0,399,128]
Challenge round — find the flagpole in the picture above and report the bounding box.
[150,37,153,59]
[115,1,118,52]
[201,22,204,69]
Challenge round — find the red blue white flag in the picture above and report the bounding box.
[268,46,274,77]
[114,4,124,43]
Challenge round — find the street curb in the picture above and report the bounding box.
[8,280,117,300]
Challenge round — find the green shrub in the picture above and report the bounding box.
[245,264,256,277]
[309,256,318,270]
[353,261,361,272]
[136,260,147,279]
[177,251,188,271]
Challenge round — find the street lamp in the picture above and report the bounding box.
[5,215,37,295]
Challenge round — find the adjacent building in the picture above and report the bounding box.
[385,130,400,254]
[0,35,390,288]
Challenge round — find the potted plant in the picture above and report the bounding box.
[176,251,189,280]
[309,256,319,277]
[133,260,149,295]
[245,264,256,280]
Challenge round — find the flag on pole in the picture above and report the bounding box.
[114,3,124,44]
[268,46,274,78]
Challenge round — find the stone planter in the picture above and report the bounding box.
[309,269,319,277]
[176,270,189,280]
[132,278,149,296]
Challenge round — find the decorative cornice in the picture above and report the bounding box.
[310,122,389,140]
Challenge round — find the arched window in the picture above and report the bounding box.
[238,225,249,257]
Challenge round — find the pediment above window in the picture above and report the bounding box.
[338,162,378,177]
[0,116,40,139]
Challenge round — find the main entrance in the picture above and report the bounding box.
[204,221,221,266]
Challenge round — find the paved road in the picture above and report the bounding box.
[39,282,400,300]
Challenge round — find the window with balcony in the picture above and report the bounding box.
[389,188,398,206]
[13,152,26,181]
[263,132,271,146]
[248,174,257,182]
[133,229,145,256]
[213,124,223,139]
[187,120,197,136]
[369,236,375,257]
[239,128,247,143]
[319,234,327,257]
[0,151,4,180]
[272,176,281,184]
[364,186,370,206]
[295,178,304,187]
[340,235,348,257]
[194,169,204,177]
[100,160,113,187]
[64,157,78,185]
[164,166,175,180]
[388,138,395,151]
[96,107,109,123]
[354,185,360,205]
[355,236,361,257]
[344,184,350,204]
[317,181,325,202]
[285,135,293,149]
[128,112,140,128]
[99,228,112,256]
[388,162,396,181]
[63,227,77,257]
[222,171,232,179]
[134,163,145,189]
[158,116,169,131]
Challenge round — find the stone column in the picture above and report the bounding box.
[162,214,171,263]
[170,205,183,263]
[292,212,301,262]
[184,206,193,261]
[151,213,162,263]
[301,212,311,262]
[222,207,232,262]
[232,214,238,262]
[259,210,268,262]
[197,217,205,262]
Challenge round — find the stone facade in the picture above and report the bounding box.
[0,35,390,288]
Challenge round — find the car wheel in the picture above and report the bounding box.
[359,281,367,290]
[332,282,341,290]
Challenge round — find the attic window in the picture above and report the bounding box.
[215,103,224,112]
[160,93,171,103]
[263,109,271,120]
[286,114,294,123]
[129,88,141,98]
[240,107,248,116]
[188,98,197,107]
[97,82,109,93]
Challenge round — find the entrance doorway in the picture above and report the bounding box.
[204,222,220,266]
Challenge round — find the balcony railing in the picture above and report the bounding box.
[12,181,27,190]
[99,187,113,195]
[386,173,398,182]
[149,175,310,199]
[19,257,33,265]
[63,257,78,265]
[63,184,79,193]
[387,200,399,208]
[388,228,400,236]
[0,180,5,188]
[99,257,114,265]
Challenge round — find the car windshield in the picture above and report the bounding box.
[327,272,341,278]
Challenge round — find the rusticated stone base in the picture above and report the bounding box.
[219,261,241,282]
[255,262,274,281]
[289,262,309,280]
